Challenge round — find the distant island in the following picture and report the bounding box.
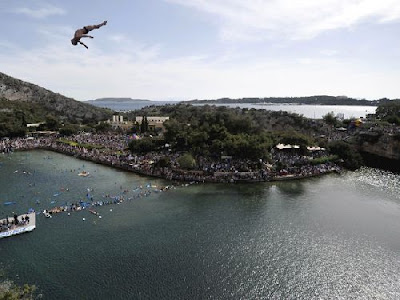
[87,98,151,103]
[86,98,179,111]
[188,95,398,106]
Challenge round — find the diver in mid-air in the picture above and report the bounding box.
[71,21,107,49]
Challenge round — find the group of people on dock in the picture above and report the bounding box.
[0,214,30,232]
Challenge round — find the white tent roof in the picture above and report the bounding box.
[276,143,300,150]
[307,146,326,151]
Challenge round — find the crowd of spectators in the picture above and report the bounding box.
[0,133,341,183]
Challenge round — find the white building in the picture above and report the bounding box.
[107,115,132,130]
[135,116,170,131]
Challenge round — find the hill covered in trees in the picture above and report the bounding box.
[0,72,113,136]
[127,103,325,160]
[0,72,112,120]
[375,101,400,124]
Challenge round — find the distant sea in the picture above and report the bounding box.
[202,103,377,119]
[86,100,179,112]
[86,100,377,119]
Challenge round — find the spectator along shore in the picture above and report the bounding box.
[1,134,341,184]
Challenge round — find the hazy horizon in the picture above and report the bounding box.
[1,1,400,101]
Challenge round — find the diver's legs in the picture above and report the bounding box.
[84,21,107,32]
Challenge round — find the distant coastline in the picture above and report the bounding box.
[187,96,394,106]
[85,98,180,112]
[86,97,152,103]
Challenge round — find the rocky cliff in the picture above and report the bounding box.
[356,131,400,161]
[355,132,400,172]
[0,72,112,122]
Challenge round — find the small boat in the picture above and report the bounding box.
[89,209,99,216]
[78,171,90,177]
[43,210,52,218]
[0,212,36,239]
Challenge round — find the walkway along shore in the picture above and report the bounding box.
[1,136,342,184]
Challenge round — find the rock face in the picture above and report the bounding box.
[0,72,112,122]
[357,131,400,160]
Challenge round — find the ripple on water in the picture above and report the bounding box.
[2,152,400,299]
[342,167,400,200]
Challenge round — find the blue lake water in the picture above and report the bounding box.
[1,150,400,299]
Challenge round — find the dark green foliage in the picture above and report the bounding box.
[0,72,113,123]
[322,112,338,127]
[130,123,139,134]
[44,115,59,131]
[0,72,114,137]
[0,270,37,300]
[0,122,26,137]
[358,132,382,143]
[386,115,400,125]
[393,133,400,141]
[309,155,339,165]
[376,101,400,124]
[0,99,47,137]
[342,119,352,127]
[0,283,37,300]
[328,140,363,170]
[95,122,111,133]
[129,103,318,160]
[177,153,196,169]
[140,115,149,133]
[155,156,171,168]
[128,138,164,154]
[224,132,273,159]
[276,131,312,149]
[59,124,80,136]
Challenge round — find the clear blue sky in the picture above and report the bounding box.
[1,0,400,101]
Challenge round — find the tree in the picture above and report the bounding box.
[129,123,139,134]
[0,123,26,137]
[328,140,363,170]
[278,131,313,154]
[44,115,59,131]
[177,153,196,169]
[155,156,171,168]
[95,122,111,133]
[323,112,337,127]
[386,115,400,125]
[376,101,400,120]
[163,119,181,143]
[188,131,209,155]
[0,280,37,300]
[129,138,155,154]
[15,111,26,127]
[140,115,149,133]
[59,124,80,136]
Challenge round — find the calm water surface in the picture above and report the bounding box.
[1,151,400,299]
[209,103,377,119]
[87,100,178,112]
[86,100,376,119]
